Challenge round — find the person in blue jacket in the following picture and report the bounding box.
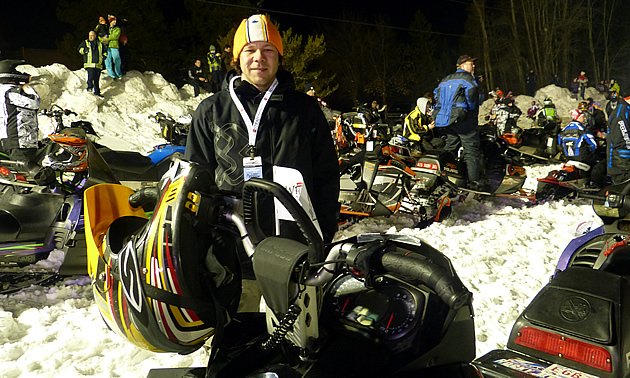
[558,109,598,164]
[433,54,481,190]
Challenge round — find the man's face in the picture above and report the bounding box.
[307,88,315,96]
[239,41,280,91]
[195,60,201,67]
[578,114,586,123]
[88,31,96,41]
[461,60,475,73]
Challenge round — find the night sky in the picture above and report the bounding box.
[2,0,469,50]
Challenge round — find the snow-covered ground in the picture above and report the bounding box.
[0,64,606,377]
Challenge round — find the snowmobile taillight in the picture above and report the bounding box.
[515,326,612,372]
[416,162,438,170]
[14,174,26,182]
[0,166,9,176]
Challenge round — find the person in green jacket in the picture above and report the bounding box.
[78,30,107,96]
[206,45,223,92]
[104,15,122,79]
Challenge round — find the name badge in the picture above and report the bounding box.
[243,156,263,181]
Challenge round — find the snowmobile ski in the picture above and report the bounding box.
[0,272,63,295]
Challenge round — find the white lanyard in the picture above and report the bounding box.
[228,75,279,153]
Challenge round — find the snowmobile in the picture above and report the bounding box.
[502,125,562,165]
[82,159,478,377]
[149,111,190,147]
[495,97,562,166]
[338,142,417,225]
[535,160,597,201]
[409,125,533,227]
[0,106,183,293]
[338,110,391,149]
[0,118,118,293]
[535,131,606,202]
[472,181,630,377]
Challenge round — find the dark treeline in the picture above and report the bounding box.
[50,0,630,111]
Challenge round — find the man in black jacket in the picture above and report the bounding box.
[185,14,339,244]
[606,92,630,184]
[185,15,339,312]
[187,59,211,97]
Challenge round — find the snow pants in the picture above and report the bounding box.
[106,47,122,79]
[443,120,481,182]
[86,67,101,95]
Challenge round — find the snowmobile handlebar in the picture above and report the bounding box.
[40,104,77,118]
[379,251,471,309]
[241,178,324,264]
[341,240,471,310]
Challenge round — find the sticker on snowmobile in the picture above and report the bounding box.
[538,364,599,378]
[492,358,546,375]
[272,166,323,238]
[575,220,596,236]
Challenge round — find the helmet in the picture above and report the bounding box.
[86,160,242,354]
[543,98,553,106]
[571,109,584,121]
[389,135,408,146]
[577,101,588,111]
[611,91,619,99]
[41,128,89,172]
[0,59,30,84]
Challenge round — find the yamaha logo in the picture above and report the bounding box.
[559,297,590,322]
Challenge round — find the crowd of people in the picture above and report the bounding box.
[77,14,130,97]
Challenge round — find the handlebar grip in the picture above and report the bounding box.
[381,252,471,310]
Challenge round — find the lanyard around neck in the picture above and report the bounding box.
[229,75,279,149]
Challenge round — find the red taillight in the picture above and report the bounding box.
[515,327,612,372]
[14,174,26,182]
[0,166,9,176]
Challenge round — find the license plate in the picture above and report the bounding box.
[536,364,599,378]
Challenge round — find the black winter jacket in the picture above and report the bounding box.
[185,69,340,242]
[607,99,630,178]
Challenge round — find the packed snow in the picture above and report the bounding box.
[0,64,608,377]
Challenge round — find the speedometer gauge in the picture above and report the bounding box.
[325,274,422,340]
[374,287,417,337]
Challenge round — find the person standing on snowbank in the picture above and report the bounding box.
[78,30,107,97]
[0,60,40,162]
[206,45,223,93]
[432,54,481,190]
[577,71,588,100]
[104,15,123,79]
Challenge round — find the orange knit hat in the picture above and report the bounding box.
[233,14,283,62]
